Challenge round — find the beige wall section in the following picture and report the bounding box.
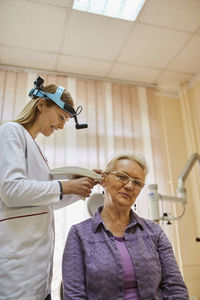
[155,83,200,298]
[180,81,200,298]
[148,92,183,270]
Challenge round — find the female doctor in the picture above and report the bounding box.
[0,77,96,300]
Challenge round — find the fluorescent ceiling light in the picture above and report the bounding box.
[72,0,146,21]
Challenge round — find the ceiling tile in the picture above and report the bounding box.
[139,0,200,32]
[156,70,194,94]
[61,11,133,60]
[0,0,67,52]
[57,55,112,77]
[118,23,190,68]
[0,46,57,70]
[168,34,200,73]
[35,0,73,7]
[156,70,193,91]
[108,63,161,84]
[0,0,199,93]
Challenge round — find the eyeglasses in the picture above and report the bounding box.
[106,171,145,189]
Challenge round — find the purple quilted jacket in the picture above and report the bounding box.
[62,207,189,300]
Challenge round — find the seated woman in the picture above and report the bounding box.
[62,152,189,300]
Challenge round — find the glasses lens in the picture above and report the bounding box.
[133,179,144,189]
[115,171,144,189]
[115,171,130,183]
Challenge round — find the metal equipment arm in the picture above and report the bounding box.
[148,153,200,223]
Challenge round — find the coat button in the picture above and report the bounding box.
[139,283,143,289]
[135,262,139,266]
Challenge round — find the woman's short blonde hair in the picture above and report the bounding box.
[105,151,148,175]
[13,84,74,126]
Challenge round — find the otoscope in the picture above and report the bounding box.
[29,76,88,130]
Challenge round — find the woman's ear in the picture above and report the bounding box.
[37,99,47,112]
[101,174,106,187]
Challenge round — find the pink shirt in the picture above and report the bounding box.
[114,236,140,299]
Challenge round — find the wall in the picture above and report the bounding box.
[179,81,200,297]
[155,88,200,298]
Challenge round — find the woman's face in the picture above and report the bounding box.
[103,159,145,209]
[37,101,70,137]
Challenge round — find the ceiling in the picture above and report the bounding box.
[0,0,200,95]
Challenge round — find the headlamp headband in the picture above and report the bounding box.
[28,77,88,129]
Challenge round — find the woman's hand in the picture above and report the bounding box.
[61,177,96,198]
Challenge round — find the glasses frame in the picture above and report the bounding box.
[105,171,145,189]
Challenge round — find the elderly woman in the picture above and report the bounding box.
[62,152,189,300]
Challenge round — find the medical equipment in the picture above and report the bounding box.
[148,153,200,228]
[29,76,88,129]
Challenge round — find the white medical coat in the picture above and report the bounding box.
[0,122,79,300]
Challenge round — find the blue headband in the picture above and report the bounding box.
[28,86,76,117]
[28,76,88,129]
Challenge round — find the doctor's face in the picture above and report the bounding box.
[38,101,70,136]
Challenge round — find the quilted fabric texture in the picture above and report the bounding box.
[62,207,189,300]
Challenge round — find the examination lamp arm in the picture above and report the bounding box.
[178,153,200,188]
[149,152,200,222]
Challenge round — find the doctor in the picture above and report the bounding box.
[0,77,96,300]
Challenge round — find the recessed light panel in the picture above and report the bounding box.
[72,0,146,21]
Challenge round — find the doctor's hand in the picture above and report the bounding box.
[61,177,95,198]
[92,168,103,185]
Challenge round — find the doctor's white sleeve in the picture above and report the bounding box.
[0,123,79,208]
